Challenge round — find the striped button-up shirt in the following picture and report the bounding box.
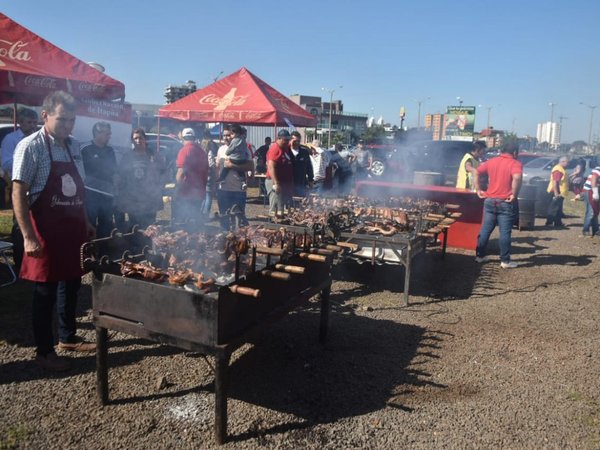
[12,128,85,205]
[583,167,600,191]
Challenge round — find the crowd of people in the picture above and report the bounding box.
[1,90,599,371]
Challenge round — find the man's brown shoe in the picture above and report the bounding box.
[57,340,96,353]
[35,353,71,372]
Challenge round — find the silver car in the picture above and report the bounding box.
[521,156,583,185]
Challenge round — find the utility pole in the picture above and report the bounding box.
[580,102,597,147]
[322,86,342,148]
[412,97,430,128]
[558,116,568,146]
[547,102,557,149]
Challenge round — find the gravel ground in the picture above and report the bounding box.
[1,195,599,449]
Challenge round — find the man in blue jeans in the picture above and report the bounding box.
[472,142,523,269]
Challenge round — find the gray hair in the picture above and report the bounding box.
[42,90,77,115]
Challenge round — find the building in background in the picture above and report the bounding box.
[164,80,197,104]
[289,94,368,145]
[536,121,560,148]
[424,113,444,141]
[476,127,505,148]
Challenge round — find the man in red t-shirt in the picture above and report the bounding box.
[265,129,294,216]
[173,128,208,223]
[472,141,523,268]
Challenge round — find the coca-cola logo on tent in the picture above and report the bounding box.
[199,88,248,111]
[0,39,32,67]
[24,75,57,89]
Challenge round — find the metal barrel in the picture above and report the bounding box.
[518,184,537,230]
[413,171,444,186]
[532,179,552,217]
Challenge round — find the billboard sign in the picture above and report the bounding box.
[444,106,476,141]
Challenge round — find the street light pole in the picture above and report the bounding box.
[548,102,556,124]
[580,102,597,146]
[484,104,500,130]
[547,102,557,149]
[322,86,342,148]
[413,97,430,128]
[456,96,463,107]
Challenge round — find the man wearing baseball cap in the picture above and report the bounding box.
[265,130,294,216]
[173,128,208,224]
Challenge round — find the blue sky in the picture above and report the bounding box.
[3,0,599,143]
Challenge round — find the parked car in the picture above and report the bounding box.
[517,152,547,165]
[369,140,473,185]
[521,156,583,185]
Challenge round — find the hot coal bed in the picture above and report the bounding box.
[82,226,333,444]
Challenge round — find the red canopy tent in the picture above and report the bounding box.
[158,67,316,127]
[0,13,125,105]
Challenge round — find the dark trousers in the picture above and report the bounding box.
[32,278,81,356]
[546,195,564,226]
[0,177,6,209]
[113,208,126,232]
[172,196,204,224]
[216,190,248,229]
[85,191,114,238]
[11,217,24,273]
[127,212,156,231]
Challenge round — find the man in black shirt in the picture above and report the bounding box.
[81,122,117,238]
[290,131,314,197]
[254,136,271,198]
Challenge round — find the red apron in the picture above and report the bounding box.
[20,133,88,282]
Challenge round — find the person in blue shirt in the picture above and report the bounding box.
[0,107,38,269]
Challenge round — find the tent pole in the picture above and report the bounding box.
[13,100,17,129]
[157,116,161,154]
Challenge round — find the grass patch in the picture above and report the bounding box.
[0,210,11,238]
[567,391,584,401]
[563,194,586,217]
[0,424,32,450]
[583,406,600,450]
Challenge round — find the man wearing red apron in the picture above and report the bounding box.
[12,91,95,372]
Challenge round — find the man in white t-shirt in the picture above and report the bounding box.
[309,139,330,195]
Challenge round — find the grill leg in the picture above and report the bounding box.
[403,255,411,307]
[96,326,109,405]
[214,352,230,445]
[441,228,448,259]
[319,284,331,344]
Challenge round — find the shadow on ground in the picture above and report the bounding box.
[221,309,439,442]
[332,250,485,303]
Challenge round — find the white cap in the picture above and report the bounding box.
[182,128,195,139]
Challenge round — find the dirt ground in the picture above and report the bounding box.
[0,192,599,449]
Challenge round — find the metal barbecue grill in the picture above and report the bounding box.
[81,227,333,445]
[262,196,459,305]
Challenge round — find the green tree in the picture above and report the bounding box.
[361,125,386,144]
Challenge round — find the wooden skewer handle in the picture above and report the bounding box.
[310,248,335,256]
[274,264,306,274]
[261,270,292,281]
[255,246,285,256]
[229,285,261,298]
[322,244,343,252]
[335,241,359,251]
[298,252,328,262]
